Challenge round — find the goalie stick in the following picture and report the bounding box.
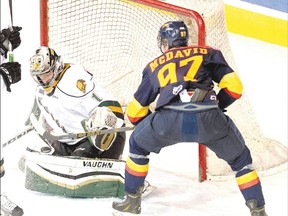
[2,96,41,148]
[29,113,135,141]
[2,97,41,148]
[2,126,34,148]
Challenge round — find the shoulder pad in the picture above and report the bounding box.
[56,64,95,98]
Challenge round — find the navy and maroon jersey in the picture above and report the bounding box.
[127,46,243,125]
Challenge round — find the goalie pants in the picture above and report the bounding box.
[125,107,265,207]
[50,131,126,159]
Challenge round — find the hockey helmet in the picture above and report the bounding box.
[157,21,189,52]
[30,46,64,94]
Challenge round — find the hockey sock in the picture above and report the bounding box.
[125,156,149,194]
[236,168,265,207]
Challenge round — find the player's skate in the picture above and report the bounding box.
[246,199,268,216]
[112,187,142,215]
[1,194,24,216]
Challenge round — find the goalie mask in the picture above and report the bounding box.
[30,46,64,94]
[157,21,189,53]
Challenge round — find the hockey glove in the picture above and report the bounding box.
[0,62,21,92]
[82,107,119,151]
[0,26,22,58]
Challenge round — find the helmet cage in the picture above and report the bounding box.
[30,47,63,91]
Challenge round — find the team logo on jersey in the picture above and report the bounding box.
[76,79,86,93]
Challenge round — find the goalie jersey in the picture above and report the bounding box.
[33,63,124,144]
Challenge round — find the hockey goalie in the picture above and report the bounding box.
[23,46,127,198]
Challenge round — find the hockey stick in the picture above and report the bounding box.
[30,113,135,141]
[8,0,13,25]
[8,0,14,62]
[2,97,41,148]
[2,126,34,148]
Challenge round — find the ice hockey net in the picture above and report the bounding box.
[39,0,287,181]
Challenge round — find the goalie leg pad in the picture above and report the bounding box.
[24,153,126,198]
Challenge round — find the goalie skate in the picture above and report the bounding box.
[0,195,24,216]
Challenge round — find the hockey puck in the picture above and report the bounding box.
[41,146,52,153]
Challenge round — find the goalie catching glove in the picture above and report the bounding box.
[82,106,123,151]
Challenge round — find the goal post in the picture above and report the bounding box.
[39,0,287,182]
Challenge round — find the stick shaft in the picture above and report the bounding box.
[2,126,34,148]
[9,0,13,25]
[42,125,135,141]
[30,113,134,141]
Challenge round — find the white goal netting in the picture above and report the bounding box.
[40,0,287,179]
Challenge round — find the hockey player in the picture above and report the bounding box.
[0,26,24,216]
[28,46,126,159]
[0,26,22,92]
[112,21,268,216]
